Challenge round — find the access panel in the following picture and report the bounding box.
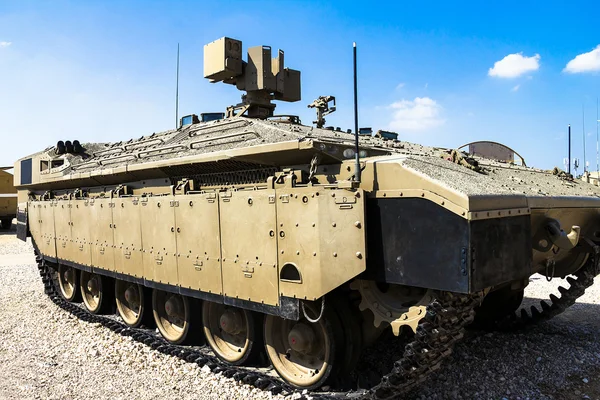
[140,197,178,286]
[276,188,366,300]
[27,202,40,247]
[112,198,144,278]
[70,200,92,267]
[88,198,115,272]
[53,200,73,262]
[219,190,279,306]
[37,202,56,258]
[175,193,222,295]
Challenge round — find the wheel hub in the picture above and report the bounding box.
[87,277,98,293]
[350,279,433,335]
[287,323,315,354]
[124,286,138,303]
[63,269,73,283]
[164,296,181,317]
[219,309,243,335]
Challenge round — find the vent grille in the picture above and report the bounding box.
[160,161,278,186]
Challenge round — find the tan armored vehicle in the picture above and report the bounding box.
[0,167,17,229]
[14,37,600,398]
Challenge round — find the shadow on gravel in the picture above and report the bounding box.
[0,222,17,236]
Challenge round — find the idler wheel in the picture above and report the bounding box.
[115,280,151,328]
[57,264,80,302]
[202,302,262,365]
[264,304,338,389]
[80,270,112,314]
[152,289,191,344]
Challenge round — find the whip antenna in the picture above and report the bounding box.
[353,42,361,183]
[175,43,180,129]
[568,124,571,174]
[583,104,586,172]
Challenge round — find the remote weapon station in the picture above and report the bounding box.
[14,37,600,398]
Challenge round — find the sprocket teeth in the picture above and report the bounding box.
[372,314,385,328]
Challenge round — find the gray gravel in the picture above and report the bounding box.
[0,233,280,400]
[0,230,599,400]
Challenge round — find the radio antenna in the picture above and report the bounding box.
[596,97,600,186]
[353,42,361,183]
[568,124,571,174]
[583,104,586,172]
[175,43,180,129]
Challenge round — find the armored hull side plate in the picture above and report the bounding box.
[38,202,56,258]
[113,198,144,278]
[175,193,222,295]
[141,197,178,285]
[219,190,279,306]
[276,187,366,300]
[27,202,39,244]
[54,200,73,262]
[70,200,92,266]
[29,202,56,257]
[88,198,115,271]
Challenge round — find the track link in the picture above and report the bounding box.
[37,253,481,400]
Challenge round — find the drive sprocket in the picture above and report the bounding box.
[350,279,434,335]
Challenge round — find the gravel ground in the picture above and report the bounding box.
[0,229,599,400]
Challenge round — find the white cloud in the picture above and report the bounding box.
[564,45,600,73]
[395,82,405,90]
[511,84,520,92]
[388,97,445,131]
[488,53,540,78]
[0,41,12,48]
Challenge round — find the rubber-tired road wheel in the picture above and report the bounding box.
[263,304,338,390]
[80,270,113,314]
[57,264,80,302]
[115,280,151,328]
[202,301,262,365]
[152,289,192,345]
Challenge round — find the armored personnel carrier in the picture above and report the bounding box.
[14,37,600,398]
[0,167,17,229]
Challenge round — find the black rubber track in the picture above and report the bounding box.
[37,251,483,400]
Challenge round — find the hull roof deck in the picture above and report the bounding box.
[18,117,600,206]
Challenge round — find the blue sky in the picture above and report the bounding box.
[0,0,599,170]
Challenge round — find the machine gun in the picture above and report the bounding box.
[307,95,336,128]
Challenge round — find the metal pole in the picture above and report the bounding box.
[568,124,571,174]
[176,43,180,129]
[353,42,361,183]
[583,105,586,172]
[597,97,599,183]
